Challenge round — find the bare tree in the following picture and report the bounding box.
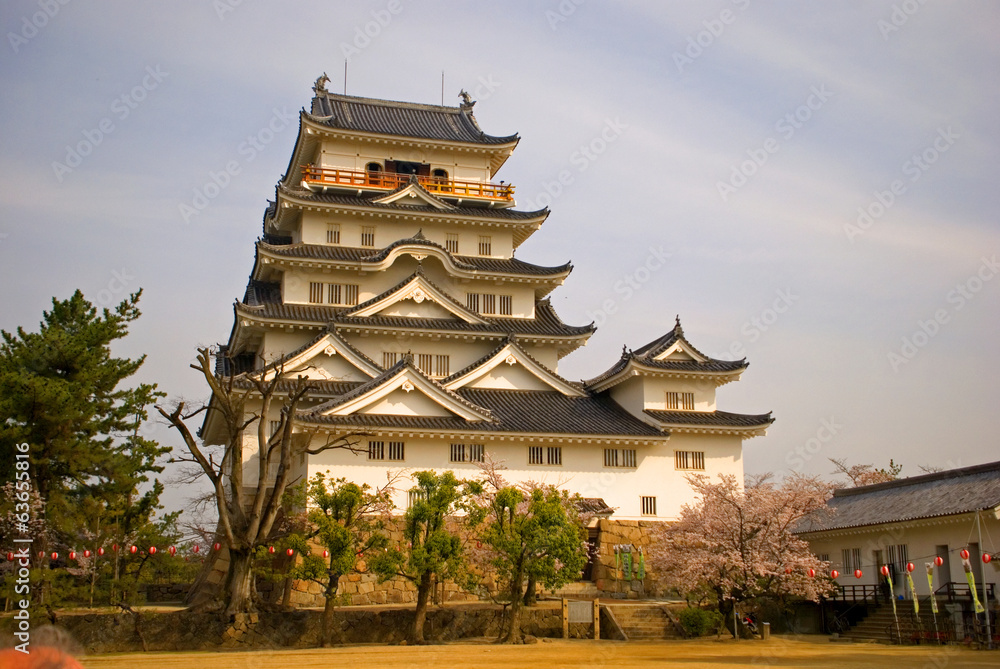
[828,457,901,488]
[156,347,364,616]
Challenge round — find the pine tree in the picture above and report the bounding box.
[0,290,167,549]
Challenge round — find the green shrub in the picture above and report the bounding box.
[678,607,723,637]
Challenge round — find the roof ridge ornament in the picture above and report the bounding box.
[675,314,684,335]
[313,72,330,95]
[458,89,475,109]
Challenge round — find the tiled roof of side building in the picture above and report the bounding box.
[276,185,547,220]
[309,92,519,145]
[644,409,774,427]
[258,238,571,276]
[797,460,1000,534]
[301,388,667,437]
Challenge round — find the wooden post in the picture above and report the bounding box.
[593,597,601,640]
[562,598,569,639]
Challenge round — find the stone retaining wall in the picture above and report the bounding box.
[592,519,662,598]
[0,606,563,652]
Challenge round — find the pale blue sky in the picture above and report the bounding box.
[2,1,997,514]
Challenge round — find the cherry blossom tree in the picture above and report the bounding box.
[647,473,836,635]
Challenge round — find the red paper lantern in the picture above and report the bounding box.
[323,550,329,558]
[213,542,221,551]
[38,551,44,559]
[268,546,275,554]
[69,551,77,560]
[934,556,943,567]
[808,568,816,578]
[476,541,482,549]
[6,552,14,562]
[98,547,105,556]
[984,553,993,564]
[129,545,137,554]
[193,545,200,553]
[169,546,177,556]
[880,565,889,577]
[784,567,792,575]
[112,543,119,553]
[830,569,839,579]
[961,549,970,560]
[151,546,158,555]
[51,552,58,560]
[84,550,91,558]
[855,569,863,579]
[906,562,915,573]
[286,548,294,557]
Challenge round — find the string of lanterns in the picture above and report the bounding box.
[3,542,305,564]
[785,550,993,580]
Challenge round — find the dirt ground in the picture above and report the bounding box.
[79,636,999,669]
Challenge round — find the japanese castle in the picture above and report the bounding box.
[204,77,773,521]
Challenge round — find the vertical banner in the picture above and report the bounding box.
[887,572,897,617]
[963,556,985,614]
[637,548,645,580]
[905,571,920,615]
[925,563,938,615]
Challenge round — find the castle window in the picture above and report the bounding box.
[666,391,695,411]
[417,354,433,375]
[481,294,496,314]
[407,489,425,508]
[326,223,340,244]
[466,293,479,312]
[499,295,512,316]
[432,168,448,179]
[434,355,450,377]
[446,233,459,253]
[366,162,382,173]
[450,443,484,463]
[361,226,376,247]
[309,282,324,303]
[478,235,492,256]
[604,448,637,468]
[388,441,405,461]
[674,450,705,471]
[382,352,399,368]
[528,446,544,465]
[640,496,657,516]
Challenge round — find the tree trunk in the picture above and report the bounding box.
[320,575,341,648]
[501,564,525,643]
[523,574,537,606]
[223,548,255,617]
[411,571,433,644]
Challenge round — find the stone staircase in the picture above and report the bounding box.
[604,604,683,640]
[840,605,954,643]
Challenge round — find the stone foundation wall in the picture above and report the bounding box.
[141,583,190,603]
[592,519,663,599]
[0,606,563,652]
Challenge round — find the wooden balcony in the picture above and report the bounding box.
[301,165,514,204]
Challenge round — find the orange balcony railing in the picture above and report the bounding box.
[301,165,514,201]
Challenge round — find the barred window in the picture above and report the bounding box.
[666,391,695,411]
[450,443,466,463]
[604,448,637,468]
[547,446,562,466]
[888,544,908,573]
[466,293,480,312]
[434,355,449,377]
[407,489,425,509]
[449,443,484,463]
[268,420,281,437]
[361,226,376,247]
[368,441,385,461]
[478,235,491,256]
[469,443,484,462]
[326,223,340,244]
[528,446,544,465]
[446,233,459,253]
[417,354,433,375]
[383,352,399,368]
[387,441,405,461]
[328,283,342,305]
[310,283,358,305]
[482,294,496,314]
[641,496,657,516]
[499,295,512,316]
[842,547,862,572]
[674,450,705,470]
[309,282,324,303]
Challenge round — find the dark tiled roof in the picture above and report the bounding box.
[229,377,365,397]
[276,185,547,220]
[213,345,255,376]
[342,267,475,320]
[577,498,614,516]
[236,297,594,339]
[259,239,571,277]
[584,319,747,388]
[244,280,282,307]
[309,92,518,145]
[644,409,774,428]
[797,461,1000,534]
[301,388,665,438]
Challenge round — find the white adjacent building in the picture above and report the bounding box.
[203,78,773,526]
